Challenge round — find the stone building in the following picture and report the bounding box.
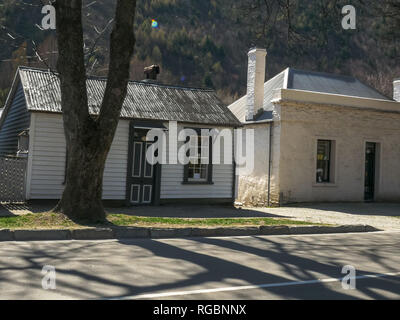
[229,48,400,206]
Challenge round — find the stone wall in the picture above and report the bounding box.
[278,101,400,203]
[235,122,282,206]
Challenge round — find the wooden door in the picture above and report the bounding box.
[129,129,155,205]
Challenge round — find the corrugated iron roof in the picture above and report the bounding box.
[18,67,241,126]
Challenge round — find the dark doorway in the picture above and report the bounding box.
[128,129,156,205]
[364,142,376,201]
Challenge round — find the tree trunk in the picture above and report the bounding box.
[54,139,108,222]
[53,0,136,222]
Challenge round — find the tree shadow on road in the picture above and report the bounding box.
[0,233,399,299]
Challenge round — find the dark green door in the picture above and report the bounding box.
[129,129,155,205]
[364,142,376,201]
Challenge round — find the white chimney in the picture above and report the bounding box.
[394,78,400,102]
[246,48,267,121]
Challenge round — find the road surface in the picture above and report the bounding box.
[0,231,399,299]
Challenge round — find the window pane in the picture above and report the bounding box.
[188,167,194,179]
[316,140,331,183]
[187,134,209,181]
[144,143,153,178]
[132,142,142,177]
[200,164,208,179]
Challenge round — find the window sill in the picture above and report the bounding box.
[182,181,214,185]
[312,183,337,188]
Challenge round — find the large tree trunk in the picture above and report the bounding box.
[53,0,136,222]
[55,137,109,221]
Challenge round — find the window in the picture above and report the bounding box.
[316,140,332,183]
[183,131,213,184]
[188,135,209,181]
[17,130,29,152]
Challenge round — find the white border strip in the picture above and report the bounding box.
[115,271,400,300]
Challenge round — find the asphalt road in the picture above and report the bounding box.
[0,231,399,300]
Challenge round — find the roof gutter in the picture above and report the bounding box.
[242,119,273,125]
[272,88,400,113]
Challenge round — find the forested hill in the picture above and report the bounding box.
[0,0,399,108]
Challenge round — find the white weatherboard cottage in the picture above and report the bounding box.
[0,67,240,205]
[229,48,400,206]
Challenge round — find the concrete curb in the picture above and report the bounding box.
[0,224,379,242]
[14,229,71,241]
[150,228,192,238]
[0,229,13,241]
[260,225,290,235]
[71,228,114,240]
[113,227,150,239]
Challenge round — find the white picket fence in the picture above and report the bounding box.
[0,156,27,203]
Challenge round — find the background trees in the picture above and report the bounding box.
[0,0,399,109]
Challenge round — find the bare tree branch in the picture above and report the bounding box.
[97,0,136,140]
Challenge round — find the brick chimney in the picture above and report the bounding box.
[144,65,160,81]
[246,48,267,121]
[394,78,400,102]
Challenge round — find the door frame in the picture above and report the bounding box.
[362,140,381,202]
[125,121,164,206]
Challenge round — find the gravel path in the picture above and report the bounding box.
[256,203,400,231]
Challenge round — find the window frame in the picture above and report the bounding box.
[316,140,331,183]
[315,139,337,186]
[182,128,214,185]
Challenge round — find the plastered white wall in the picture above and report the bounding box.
[278,102,400,203]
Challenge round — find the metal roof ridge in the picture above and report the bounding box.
[91,77,215,92]
[18,66,56,73]
[18,66,215,92]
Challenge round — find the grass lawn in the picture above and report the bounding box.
[0,212,317,230]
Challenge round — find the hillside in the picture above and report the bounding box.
[0,0,399,108]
